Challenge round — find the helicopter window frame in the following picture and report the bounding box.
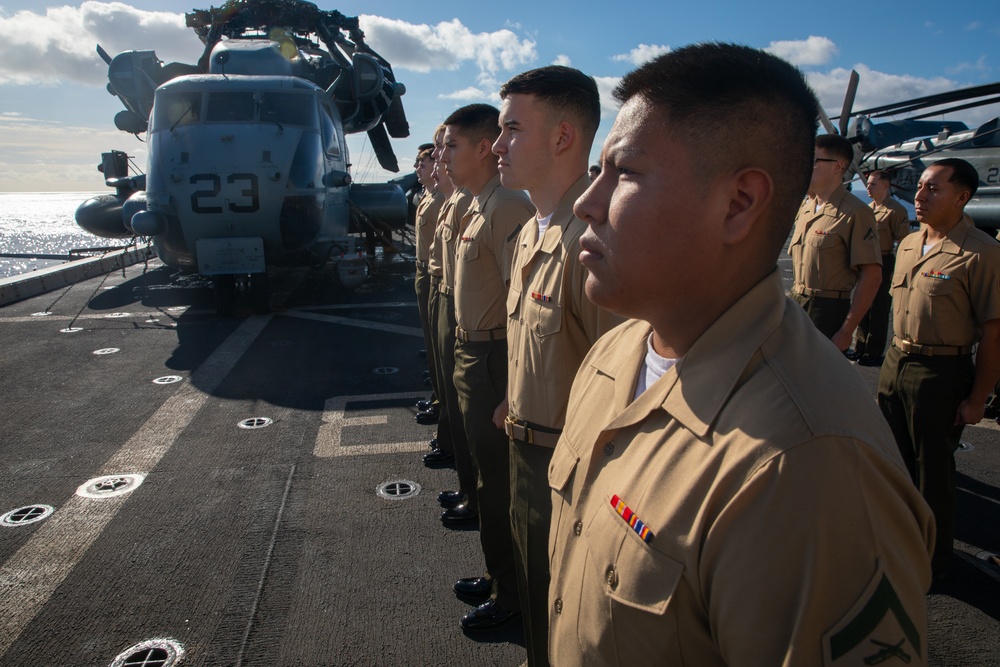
[206,91,256,123]
[319,101,342,159]
[259,92,317,128]
[152,91,203,132]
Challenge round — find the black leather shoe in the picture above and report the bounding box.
[441,504,478,526]
[416,399,434,411]
[438,490,465,508]
[428,438,439,451]
[423,448,453,467]
[460,599,520,632]
[415,409,439,425]
[417,349,427,358]
[844,349,860,361]
[856,355,884,367]
[453,576,492,601]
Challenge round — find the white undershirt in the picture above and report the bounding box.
[536,212,553,241]
[634,334,680,400]
[922,242,938,256]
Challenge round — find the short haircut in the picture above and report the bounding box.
[417,143,434,153]
[499,65,601,147]
[934,158,980,197]
[444,104,501,143]
[815,134,854,165]
[613,43,820,261]
[417,148,434,162]
[867,169,890,183]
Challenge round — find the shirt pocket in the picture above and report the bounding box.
[915,273,954,297]
[459,237,484,290]
[806,229,841,250]
[584,498,685,663]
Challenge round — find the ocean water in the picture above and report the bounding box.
[0,192,120,279]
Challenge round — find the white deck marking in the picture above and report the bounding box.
[315,392,430,457]
[0,315,272,656]
[282,310,423,337]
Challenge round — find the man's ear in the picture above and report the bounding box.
[722,168,773,245]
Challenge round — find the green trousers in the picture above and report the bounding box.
[877,345,974,577]
[791,292,851,340]
[510,438,554,667]
[454,338,519,610]
[855,255,894,359]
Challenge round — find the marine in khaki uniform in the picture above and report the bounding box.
[878,159,1000,579]
[413,145,445,419]
[789,134,882,352]
[854,170,911,365]
[549,43,935,666]
[491,66,623,667]
[440,103,535,632]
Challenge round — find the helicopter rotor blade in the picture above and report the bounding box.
[839,81,1000,120]
[818,106,838,135]
[895,94,1000,122]
[839,70,859,136]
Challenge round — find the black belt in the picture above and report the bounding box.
[416,260,429,270]
[791,284,852,300]
[504,416,561,447]
[455,326,505,342]
[892,337,974,357]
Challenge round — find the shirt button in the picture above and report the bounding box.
[554,598,563,615]
[606,567,618,589]
[573,520,583,536]
[603,442,614,457]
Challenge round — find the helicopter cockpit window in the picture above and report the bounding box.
[319,103,342,158]
[206,91,256,122]
[260,93,316,127]
[153,92,202,131]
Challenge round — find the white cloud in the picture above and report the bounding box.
[438,86,494,102]
[612,44,670,66]
[807,65,954,116]
[552,54,572,67]
[965,21,982,31]
[765,36,838,67]
[359,15,537,78]
[0,2,200,86]
[593,76,622,117]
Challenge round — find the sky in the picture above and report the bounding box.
[0,0,998,192]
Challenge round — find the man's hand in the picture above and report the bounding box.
[493,397,509,430]
[955,397,986,426]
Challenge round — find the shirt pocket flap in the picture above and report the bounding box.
[507,285,522,318]
[548,444,579,493]
[587,498,684,615]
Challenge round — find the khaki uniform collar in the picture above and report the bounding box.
[471,174,503,215]
[918,215,973,259]
[535,175,590,254]
[591,272,785,438]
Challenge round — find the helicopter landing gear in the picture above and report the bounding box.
[211,272,270,316]
[249,271,270,314]
[213,274,236,317]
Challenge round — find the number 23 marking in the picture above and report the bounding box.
[190,173,260,213]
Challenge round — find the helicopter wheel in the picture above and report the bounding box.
[250,271,270,314]
[213,274,236,317]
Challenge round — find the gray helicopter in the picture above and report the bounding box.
[75,0,417,314]
[823,71,1000,230]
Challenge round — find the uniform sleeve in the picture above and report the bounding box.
[702,438,933,667]
[892,206,910,243]
[970,242,1000,325]
[848,205,882,268]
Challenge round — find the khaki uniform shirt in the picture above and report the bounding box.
[415,189,445,264]
[871,197,911,254]
[454,175,534,332]
[891,217,1000,347]
[432,189,472,287]
[548,272,934,666]
[790,185,882,292]
[506,176,624,432]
